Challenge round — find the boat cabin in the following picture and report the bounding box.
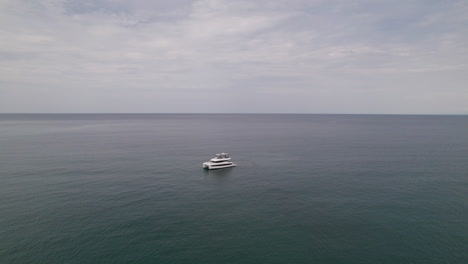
[215,153,230,159]
[203,152,237,169]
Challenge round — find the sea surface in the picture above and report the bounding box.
[0,114,467,264]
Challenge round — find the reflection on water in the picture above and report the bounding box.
[203,167,234,182]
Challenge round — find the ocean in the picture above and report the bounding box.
[0,114,467,264]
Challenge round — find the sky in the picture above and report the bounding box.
[0,0,467,114]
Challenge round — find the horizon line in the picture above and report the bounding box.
[1,113,467,116]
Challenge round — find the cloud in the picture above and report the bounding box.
[0,0,467,113]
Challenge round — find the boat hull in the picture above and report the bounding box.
[203,162,237,170]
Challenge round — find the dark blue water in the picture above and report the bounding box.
[1,114,467,264]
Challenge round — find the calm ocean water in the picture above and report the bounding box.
[0,114,467,264]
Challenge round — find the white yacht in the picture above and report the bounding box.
[203,153,237,170]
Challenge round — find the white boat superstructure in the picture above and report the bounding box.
[203,153,237,170]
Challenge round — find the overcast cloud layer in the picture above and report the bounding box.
[1,0,467,114]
